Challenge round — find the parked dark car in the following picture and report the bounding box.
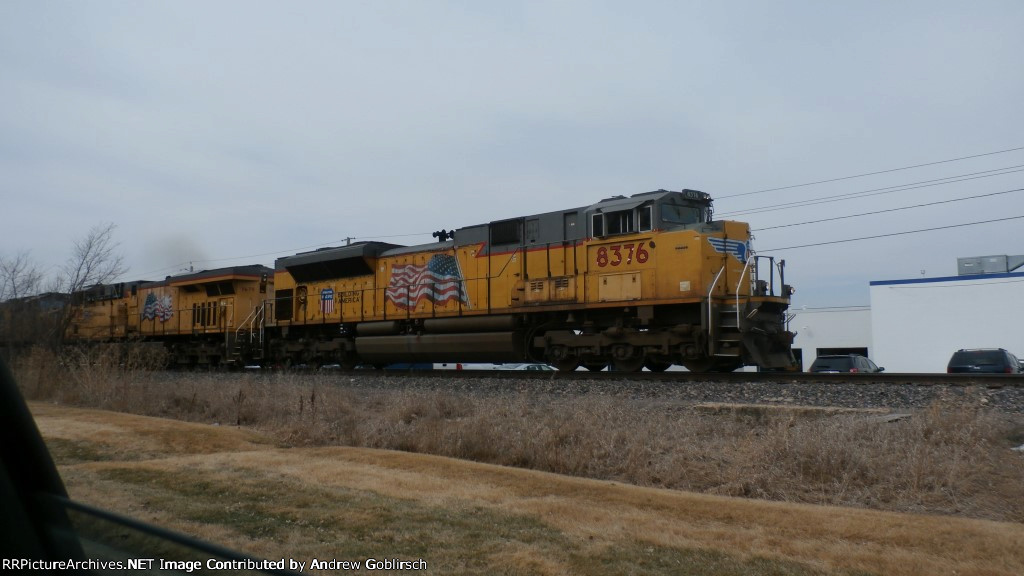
[808,354,884,373]
[946,349,1022,374]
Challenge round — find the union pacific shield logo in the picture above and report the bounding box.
[708,237,749,262]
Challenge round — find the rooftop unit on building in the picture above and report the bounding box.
[956,255,1024,276]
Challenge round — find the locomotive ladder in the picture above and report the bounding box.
[232,303,266,364]
[706,265,743,359]
[713,303,743,358]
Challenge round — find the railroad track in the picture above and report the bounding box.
[352,368,1024,387]
[278,367,1024,415]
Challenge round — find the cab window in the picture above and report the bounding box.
[662,203,705,225]
[639,206,652,231]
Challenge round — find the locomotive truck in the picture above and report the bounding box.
[65,189,796,372]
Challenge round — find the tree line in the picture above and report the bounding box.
[0,223,125,352]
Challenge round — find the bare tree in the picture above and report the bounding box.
[0,251,44,302]
[51,223,127,346]
[0,251,52,349]
[59,223,127,294]
[2,226,126,349]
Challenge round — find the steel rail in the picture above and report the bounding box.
[322,368,1024,387]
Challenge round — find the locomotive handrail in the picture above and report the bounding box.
[749,255,782,297]
[707,265,726,350]
[235,303,265,345]
[735,256,754,328]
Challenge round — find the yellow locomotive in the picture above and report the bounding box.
[62,189,794,372]
[66,266,272,367]
[267,189,795,372]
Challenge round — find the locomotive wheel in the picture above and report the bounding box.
[582,361,608,372]
[681,357,743,373]
[612,355,645,372]
[610,344,644,372]
[550,356,580,372]
[643,359,672,372]
[546,344,580,372]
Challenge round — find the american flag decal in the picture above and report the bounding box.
[142,293,174,322]
[320,288,335,314]
[386,254,470,310]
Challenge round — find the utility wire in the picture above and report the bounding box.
[752,187,1024,231]
[760,215,1024,252]
[126,151,1024,279]
[720,165,1024,217]
[718,145,1024,200]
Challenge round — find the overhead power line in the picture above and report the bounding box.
[719,164,1024,217]
[125,149,1024,280]
[717,145,1024,200]
[760,215,1024,252]
[752,187,1024,231]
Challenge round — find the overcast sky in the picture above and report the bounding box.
[3,1,1023,307]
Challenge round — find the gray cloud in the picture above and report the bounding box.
[2,1,1023,306]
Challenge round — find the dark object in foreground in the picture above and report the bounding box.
[0,358,299,574]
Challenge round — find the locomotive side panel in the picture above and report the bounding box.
[66,282,144,342]
[586,235,653,304]
[650,230,702,302]
[458,243,489,313]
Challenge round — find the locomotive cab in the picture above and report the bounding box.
[588,189,713,239]
[536,188,797,372]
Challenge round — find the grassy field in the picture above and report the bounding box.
[33,402,1024,576]
[11,348,1024,574]
[14,346,1024,522]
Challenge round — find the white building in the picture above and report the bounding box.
[787,255,1024,373]
[869,268,1024,373]
[789,306,873,371]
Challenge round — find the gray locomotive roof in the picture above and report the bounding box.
[166,264,273,283]
[380,240,454,257]
[586,189,703,213]
[276,241,406,282]
[275,242,402,269]
[272,189,712,277]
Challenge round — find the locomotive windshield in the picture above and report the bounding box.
[657,189,713,228]
[661,203,708,226]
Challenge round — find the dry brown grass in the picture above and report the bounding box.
[12,348,1024,524]
[32,403,1024,576]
